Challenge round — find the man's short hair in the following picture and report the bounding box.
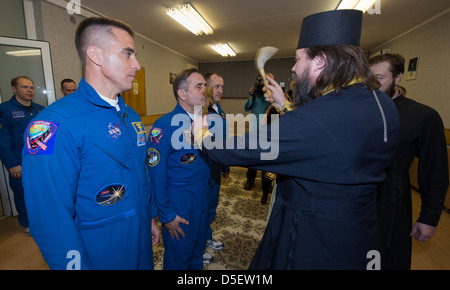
[172,68,201,101]
[75,17,134,68]
[11,76,33,87]
[61,78,76,88]
[368,53,405,78]
[203,72,221,85]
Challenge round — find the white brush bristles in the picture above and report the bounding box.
[255,46,279,69]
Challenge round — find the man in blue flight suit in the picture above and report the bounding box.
[193,10,400,269]
[21,17,159,270]
[0,76,44,234]
[203,73,229,263]
[147,68,209,270]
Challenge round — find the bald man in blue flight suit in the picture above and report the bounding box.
[147,68,209,270]
[22,17,158,270]
[0,76,44,232]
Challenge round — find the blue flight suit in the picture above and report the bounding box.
[205,103,229,241]
[0,96,44,227]
[204,85,400,269]
[147,103,209,270]
[22,78,156,270]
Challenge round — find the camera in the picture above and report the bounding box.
[251,75,264,98]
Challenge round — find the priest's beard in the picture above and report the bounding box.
[291,69,315,108]
[386,79,397,98]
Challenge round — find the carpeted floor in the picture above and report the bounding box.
[153,166,271,270]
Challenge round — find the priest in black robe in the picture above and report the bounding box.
[369,53,449,270]
[193,9,400,270]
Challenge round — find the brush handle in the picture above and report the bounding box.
[259,69,273,102]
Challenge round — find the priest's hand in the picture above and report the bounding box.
[264,75,286,108]
[410,221,436,242]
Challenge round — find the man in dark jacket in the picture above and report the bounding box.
[0,76,44,233]
[369,53,448,269]
[193,9,400,269]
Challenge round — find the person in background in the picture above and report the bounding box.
[60,78,77,96]
[202,72,229,263]
[147,68,209,270]
[397,85,406,96]
[22,17,158,270]
[369,53,448,270]
[193,9,400,269]
[0,76,44,234]
[243,73,273,204]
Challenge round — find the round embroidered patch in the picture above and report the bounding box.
[146,148,160,167]
[95,184,126,206]
[180,152,197,165]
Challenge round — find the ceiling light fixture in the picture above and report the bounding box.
[211,43,236,57]
[337,0,377,13]
[6,49,41,57]
[166,3,213,36]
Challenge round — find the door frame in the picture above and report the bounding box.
[0,36,56,217]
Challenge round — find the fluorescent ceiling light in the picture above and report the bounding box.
[6,49,41,57]
[337,0,377,13]
[166,3,213,35]
[211,43,236,57]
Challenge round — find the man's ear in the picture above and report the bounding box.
[313,53,327,71]
[177,88,186,101]
[86,46,102,66]
[394,72,403,86]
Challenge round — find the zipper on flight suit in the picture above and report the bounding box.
[117,111,128,127]
[93,144,129,169]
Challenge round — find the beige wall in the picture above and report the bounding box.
[31,2,450,128]
[369,10,450,127]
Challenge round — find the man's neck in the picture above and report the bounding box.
[391,88,401,100]
[14,96,31,106]
[85,71,119,100]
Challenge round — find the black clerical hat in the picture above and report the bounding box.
[297,9,363,49]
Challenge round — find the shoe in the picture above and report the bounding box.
[207,239,224,250]
[244,180,254,190]
[203,252,214,264]
[24,227,31,236]
[261,194,268,204]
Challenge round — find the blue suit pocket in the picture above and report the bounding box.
[77,208,136,229]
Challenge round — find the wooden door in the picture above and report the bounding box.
[122,67,146,116]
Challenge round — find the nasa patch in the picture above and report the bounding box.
[183,130,195,145]
[108,121,122,141]
[146,148,160,167]
[25,120,58,155]
[95,184,126,206]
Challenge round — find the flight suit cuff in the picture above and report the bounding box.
[159,212,177,224]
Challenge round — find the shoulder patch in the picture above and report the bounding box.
[146,148,160,167]
[149,127,164,144]
[25,120,59,155]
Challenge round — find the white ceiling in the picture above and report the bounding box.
[79,0,450,63]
